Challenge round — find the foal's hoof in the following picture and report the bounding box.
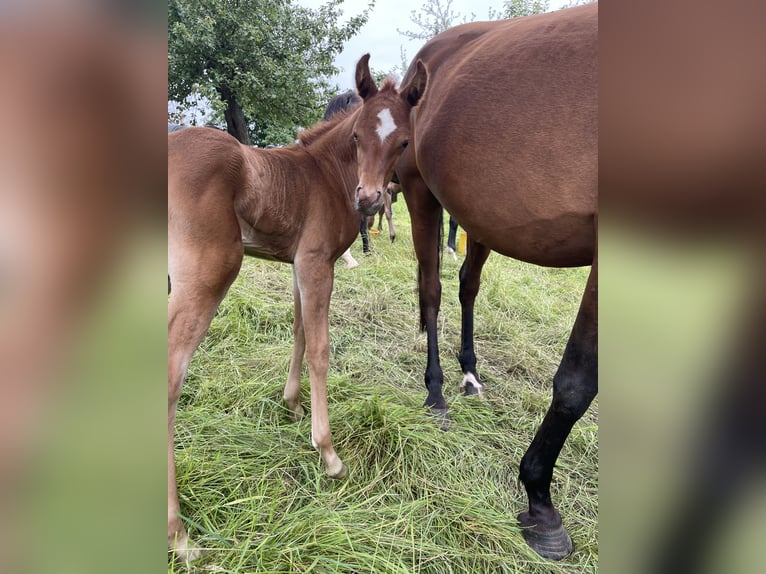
[287,404,305,422]
[327,462,348,480]
[517,511,573,560]
[170,533,202,563]
[428,407,452,431]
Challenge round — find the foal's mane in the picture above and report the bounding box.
[298,109,354,147]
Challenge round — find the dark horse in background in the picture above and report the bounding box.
[392,4,597,560]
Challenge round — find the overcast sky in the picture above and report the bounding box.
[171,1,570,124]
[299,0,569,90]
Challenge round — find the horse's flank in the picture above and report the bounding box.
[406,4,597,268]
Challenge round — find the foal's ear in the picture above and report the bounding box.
[355,53,378,101]
[400,59,428,108]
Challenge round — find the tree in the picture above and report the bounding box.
[397,0,472,42]
[559,0,597,8]
[396,0,474,76]
[491,0,596,19]
[488,0,549,19]
[168,0,373,145]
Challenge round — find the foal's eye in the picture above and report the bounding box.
[352,133,358,142]
[401,140,409,149]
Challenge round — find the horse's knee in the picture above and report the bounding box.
[305,345,329,367]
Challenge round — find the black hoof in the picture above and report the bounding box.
[463,381,482,396]
[390,235,396,243]
[428,407,451,431]
[460,375,485,397]
[517,512,573,560]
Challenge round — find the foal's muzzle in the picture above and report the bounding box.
[354,186,382,216]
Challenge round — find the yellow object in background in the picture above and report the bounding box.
[458,230,467,254]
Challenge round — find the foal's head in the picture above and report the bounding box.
[352,54,427,215]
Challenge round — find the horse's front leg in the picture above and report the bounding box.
[401,175,448,419]
[457,238,491,396]
[293,256,347,478]
[518,262,597,560]
[283,269,306,420]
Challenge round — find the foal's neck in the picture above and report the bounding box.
[303,112,359,202]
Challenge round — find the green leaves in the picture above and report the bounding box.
[168,0,373,146]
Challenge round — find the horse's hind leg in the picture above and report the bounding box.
[167,263,241,560]
[518,262,597,560]
[457,238,491,396]
[283,269,306,420]
[167,198,243,561]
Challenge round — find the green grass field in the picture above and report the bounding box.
[171,200,598,573]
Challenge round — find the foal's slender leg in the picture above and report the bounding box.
[457,238,491,396]
[401,176,448,414]
[167,242,242,561]
[360,217,371,254]
[293,256,346,478]
[446,216,459,253]
[384,193,396,242]
[283,269,306,420]
[518,262,597,560]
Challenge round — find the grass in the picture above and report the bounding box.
[171,200,597,573]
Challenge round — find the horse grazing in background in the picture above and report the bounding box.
[167,54,427,560]
[366,181,397,243]
[396,4,597,560]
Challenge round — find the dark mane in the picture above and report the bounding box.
[298,109,353,147]
[323,91,362,120]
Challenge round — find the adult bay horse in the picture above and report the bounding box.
[167,55,427,560]
[393,4,597,560]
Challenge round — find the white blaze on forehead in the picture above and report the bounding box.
[376,108,397,142]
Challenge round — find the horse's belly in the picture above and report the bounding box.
[464,213,595,268]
